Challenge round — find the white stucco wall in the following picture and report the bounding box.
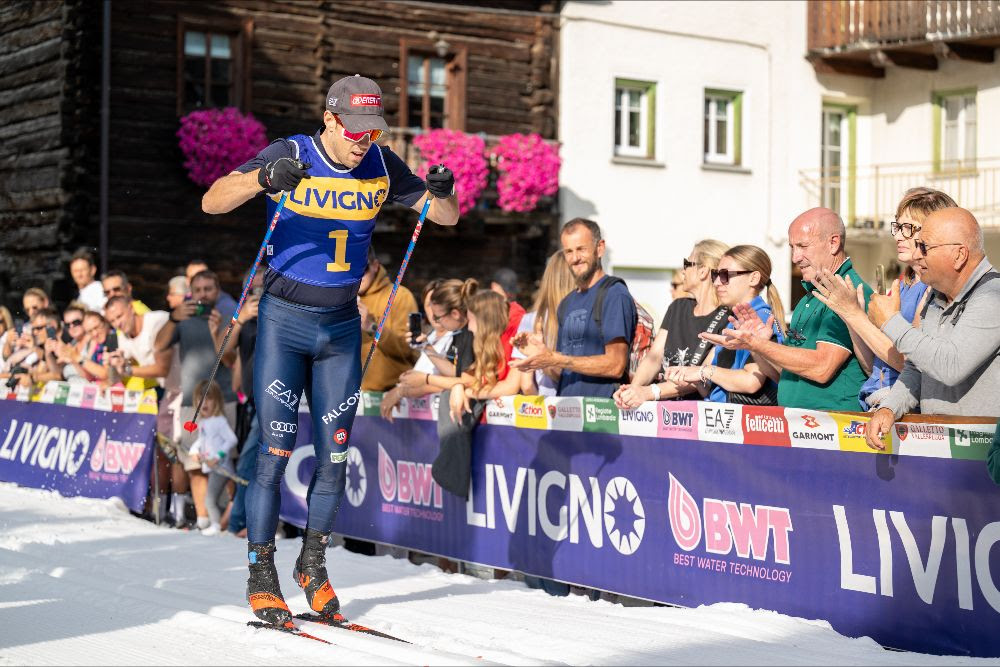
[559,0,1000,313]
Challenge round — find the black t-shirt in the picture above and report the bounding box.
[659,298,730,368]
[448,328,475,376]
[238,318,257,403]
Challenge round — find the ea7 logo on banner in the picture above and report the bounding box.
[698,404,742,443]
[668,474,793,564]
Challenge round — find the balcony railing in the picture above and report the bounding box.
[808,0,1000,53]
[799,157,1000,230]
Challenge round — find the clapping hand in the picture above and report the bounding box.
[509,332,554,371]
[700,303,774,350]
[812,269,866,319]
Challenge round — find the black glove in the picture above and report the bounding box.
[426,164,455,199]
[258,158,311,193]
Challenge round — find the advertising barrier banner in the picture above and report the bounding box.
[279,397,1000,657]
[0,399,155,511]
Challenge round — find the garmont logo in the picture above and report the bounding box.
[744,415,785,434]
[801,415,820,428]
[791,431,835,441]
[351,93,381,106]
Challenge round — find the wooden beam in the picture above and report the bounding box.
[879,49,939,70]
[942,41,996,63]
[809,55,885,79]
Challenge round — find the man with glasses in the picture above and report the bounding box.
[706,207,872,411]
[101,270,150,315]
[202,74,459,627]
[865,207,1000,450]
[104,295,171,393]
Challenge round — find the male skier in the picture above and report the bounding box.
[202,74,459,626]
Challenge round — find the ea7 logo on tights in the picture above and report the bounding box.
[266,379,299,412]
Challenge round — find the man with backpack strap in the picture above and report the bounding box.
[512,218,650,397]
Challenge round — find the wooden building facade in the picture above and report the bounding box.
[0,0,560,312]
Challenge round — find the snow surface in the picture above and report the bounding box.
[0,483,996,666]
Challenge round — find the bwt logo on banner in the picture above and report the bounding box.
[378,443,443,521]
[467,464,646,556]
[668,474,794,582]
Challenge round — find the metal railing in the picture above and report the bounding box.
[808,0,1000,52]
[799,157,1000,229]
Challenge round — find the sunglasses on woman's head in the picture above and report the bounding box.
[710,269,753,285]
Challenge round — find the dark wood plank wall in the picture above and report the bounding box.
[0,0,559,313]
[0,0,99,310]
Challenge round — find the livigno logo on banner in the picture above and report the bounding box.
[618,404,657,437]
[546,397,583,432]
[948,426,996,461]
[514,396,548,429]
[583,398,619,434]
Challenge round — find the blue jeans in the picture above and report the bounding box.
[227,404,260,535]
[245,293,361,544]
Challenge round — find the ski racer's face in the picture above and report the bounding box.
[324,111,373,169]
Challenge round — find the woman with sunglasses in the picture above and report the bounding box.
[665,246,786,404]
[614,239,729,408]
[203,75,459,628]
[812,187,956,410]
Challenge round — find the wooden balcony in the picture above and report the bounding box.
[799,156,1000,231]
[807,1,1000,77]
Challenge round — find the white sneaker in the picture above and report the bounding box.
[200,523,221,536]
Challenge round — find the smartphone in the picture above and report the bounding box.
[195,301,207,317]
[45,326,56,340]
[60,328,74,344]
[408,312,423,347]
[875,264,886,295]
[105,330,118,353]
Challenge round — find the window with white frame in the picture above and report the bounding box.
[704,90,742,166]
[614,79,655,158]
[936,90,976,168]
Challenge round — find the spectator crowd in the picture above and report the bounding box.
[2,189,1000,590]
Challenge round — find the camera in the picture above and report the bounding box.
[5,365,27,389]
[105,330,118,353]
[408,312,423,348]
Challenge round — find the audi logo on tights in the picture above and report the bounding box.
[270,421,297,434]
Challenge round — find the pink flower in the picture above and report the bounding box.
[494,134,561,213]
[177,108,268,188]
[412,129,488,216]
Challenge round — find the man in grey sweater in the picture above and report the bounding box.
[865,207,999,450]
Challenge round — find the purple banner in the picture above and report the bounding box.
[0,400,155,511]
[280,413,1000,658]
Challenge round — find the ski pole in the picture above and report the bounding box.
[360,185,436,382]
[184,190,290,433]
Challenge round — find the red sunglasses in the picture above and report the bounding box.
[335,115,385,143]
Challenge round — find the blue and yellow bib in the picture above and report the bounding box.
[266,135,389,288]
